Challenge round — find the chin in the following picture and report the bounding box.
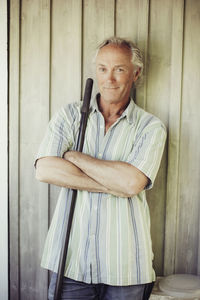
[101,91,120,100]
[103,96,122,104]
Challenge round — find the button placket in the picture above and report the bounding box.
[88,194,99,283]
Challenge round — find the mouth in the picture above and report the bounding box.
[103,87,119,90]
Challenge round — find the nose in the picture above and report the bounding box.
[106,70,115,82]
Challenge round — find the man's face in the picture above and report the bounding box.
[96,44,138,105]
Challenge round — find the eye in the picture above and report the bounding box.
[98,67,106,72]
[116,67,125,72]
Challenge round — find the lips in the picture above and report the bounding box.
[103,87,119,89]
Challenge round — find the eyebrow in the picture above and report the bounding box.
[97,64,128,68]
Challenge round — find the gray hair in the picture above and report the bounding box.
[94,37,144,86]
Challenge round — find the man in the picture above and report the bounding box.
[35,37,166,300]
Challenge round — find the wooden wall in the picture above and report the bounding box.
[0,1,8,299]
[9,0,200,299]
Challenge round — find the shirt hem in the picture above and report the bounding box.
[41,265,156,286]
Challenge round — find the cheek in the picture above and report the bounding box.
[96,74,105,85]
[119,76,134,87]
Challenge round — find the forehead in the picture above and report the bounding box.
[96,44,133,66]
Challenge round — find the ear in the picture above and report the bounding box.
[133,67,141,82]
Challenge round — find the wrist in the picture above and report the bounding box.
[64,150,78,165]
[64,150,74,161]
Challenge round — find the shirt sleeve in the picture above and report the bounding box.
[34,106,77,167]
[126,122,167,190]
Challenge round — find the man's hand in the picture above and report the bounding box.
[64,151,148,197]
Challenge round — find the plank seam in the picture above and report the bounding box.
[164,0,185,275]
[18,0,22,297]
[174,0,185,273]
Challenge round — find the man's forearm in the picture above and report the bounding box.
[64,151,148,197]
[35,156,127,196]
[35,157,109,192]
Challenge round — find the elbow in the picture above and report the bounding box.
[124,184,138,197]
[119,182,137,198]
[35,167,45,182]
[124,176,148,197]
[35,160,47,182]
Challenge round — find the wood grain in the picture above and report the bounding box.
[0,0,8,299]
[83,0,115,96]
[20,0,50,298]
[137,0,150,110]
[116,0,139,42]
[50,0,82,220]
[175,0,200,275]
[147,0,172,275]
[7,0,200,298]
[9,1,20,299]
[164,0,184,276]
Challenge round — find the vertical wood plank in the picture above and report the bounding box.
[116,0,149,107]
[164,0,184,276]
[115,0,168,273]
[175,0,200,274]
[137,0,149,110]
[115,0,140,101]
[9,0,20,298]
[7,0,200,293]
[116,0,139,41]
[83,0,115,96]
[50,0,82,218]
[0,0,8,299]
[146,0,172,275]
[20,0,50,298]
[51,0,82,114]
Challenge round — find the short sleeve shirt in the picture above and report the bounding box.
[35,96,167,286]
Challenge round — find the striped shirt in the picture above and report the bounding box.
[36,96,166,286]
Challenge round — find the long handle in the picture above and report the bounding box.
[54,78,93,300]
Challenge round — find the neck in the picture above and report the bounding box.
[98,96,130,119]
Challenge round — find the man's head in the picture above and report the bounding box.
[95,37,143,105]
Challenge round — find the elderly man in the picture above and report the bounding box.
[35,37,166,300]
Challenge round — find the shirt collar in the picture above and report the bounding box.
[121,97,136,125]
[90,94,100,113]
[90,94,136,125]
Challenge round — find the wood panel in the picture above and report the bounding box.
[116,0,150,109]
[50,0,82,218]
[116,0,139,41]
[9,1,20,298]
[147,0,172,275]
[51,0,82,114]
[0,0,8,299]
[115,0,140,101]
[83,0,115,96]
[137,0,150,110]
[20,0,50,298]
[7,0,200,298]
[164,0,184,276]
[175,0,200,274]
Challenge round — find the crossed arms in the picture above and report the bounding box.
[35,151,148,198]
